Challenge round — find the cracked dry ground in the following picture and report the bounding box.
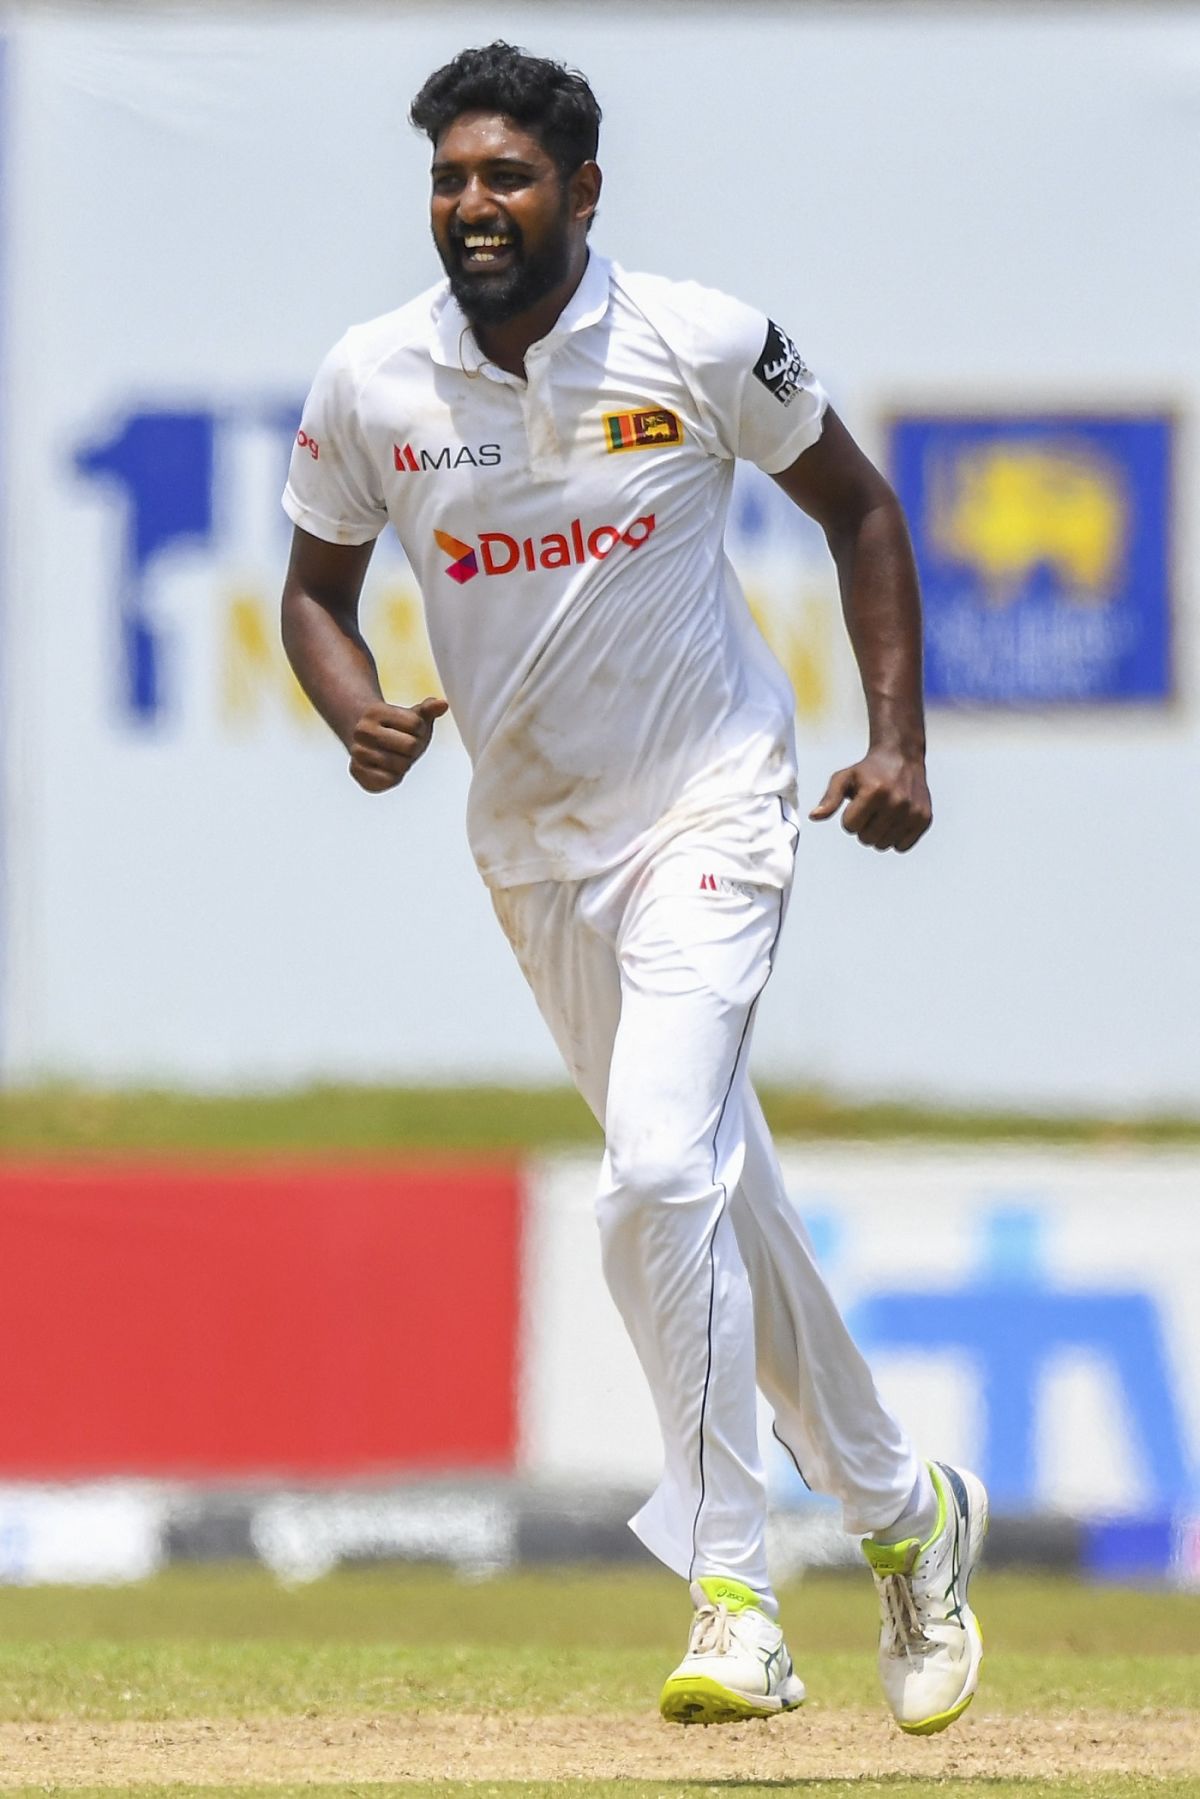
[0,1708,1197,1785]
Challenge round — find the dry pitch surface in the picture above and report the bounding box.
[0,1566,1196,1797]
[2,1708,1198,1788]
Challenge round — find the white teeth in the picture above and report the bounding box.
[463,234,511,249]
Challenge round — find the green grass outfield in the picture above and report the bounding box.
[0,1566,1195,1796]
[3,1083,1200,1154]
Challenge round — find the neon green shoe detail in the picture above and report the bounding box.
[659,1577,806,1726]
[899,1689,977,1736]
[862,1461,988,1737]
[862,1536,920,1578]
[693,1575,763,1613]
[862,1462,949,1576]
[659,1672,788,1724]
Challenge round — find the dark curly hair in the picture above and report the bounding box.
[410,42,601,177]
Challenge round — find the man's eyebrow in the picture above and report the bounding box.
[431,154,540,173]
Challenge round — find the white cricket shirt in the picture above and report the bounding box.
[283,252,827,887]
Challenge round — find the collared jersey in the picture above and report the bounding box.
[283,253,827,888]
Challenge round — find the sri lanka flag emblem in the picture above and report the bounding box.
[603,407,683,453]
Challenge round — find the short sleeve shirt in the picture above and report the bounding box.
[283,254,827,887]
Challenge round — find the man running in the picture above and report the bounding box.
[280,40,987,1736]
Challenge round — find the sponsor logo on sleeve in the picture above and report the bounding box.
[753,321,810,407]
[435,514,656,584]
[296,429,319,460]
[602,407,683,453]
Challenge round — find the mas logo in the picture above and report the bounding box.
[394,441,501,472]
[889,411,1174,705]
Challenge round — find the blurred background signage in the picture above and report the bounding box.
[890,413,1174,706]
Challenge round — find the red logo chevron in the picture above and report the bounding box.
[434,529,479,584]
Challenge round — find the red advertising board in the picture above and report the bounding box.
[0,1160,523,1477]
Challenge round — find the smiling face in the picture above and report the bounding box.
[430,111,594,326]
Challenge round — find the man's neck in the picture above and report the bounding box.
[469,248,590,378]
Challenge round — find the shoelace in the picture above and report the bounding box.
[878,1571,932,1654]
[688,1601,735,1657]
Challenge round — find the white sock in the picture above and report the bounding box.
[871,1462,938,1546]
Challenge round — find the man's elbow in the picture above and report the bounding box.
[279,578,302,637]
[280,580,320,664]
[822,475,904,560]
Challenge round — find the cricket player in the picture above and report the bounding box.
[280,41,987,1736]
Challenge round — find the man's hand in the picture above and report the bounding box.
[349,696,449,793]
[809,747,932,853]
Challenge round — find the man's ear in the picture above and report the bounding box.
[572,159,603,225]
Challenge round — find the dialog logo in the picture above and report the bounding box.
[436,515,656,581]
[434,530,480,585]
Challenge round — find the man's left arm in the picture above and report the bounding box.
[772,407,932,853]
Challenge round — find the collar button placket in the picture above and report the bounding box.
[522,351,564,484]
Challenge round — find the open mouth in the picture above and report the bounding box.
[457,231,517,272]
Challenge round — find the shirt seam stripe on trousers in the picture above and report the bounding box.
[688,858,793,1583]
[772,1420,812,1492]
[763,797,806,1491]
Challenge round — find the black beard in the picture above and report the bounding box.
[439,214,573,327]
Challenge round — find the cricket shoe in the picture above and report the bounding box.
[862,1461,988,1736]
[659,1575,805,1724]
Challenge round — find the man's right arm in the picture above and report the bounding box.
[281,524,448,793]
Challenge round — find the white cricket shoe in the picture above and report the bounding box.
[862,1461,988,1736]
[659,1574,806,1724]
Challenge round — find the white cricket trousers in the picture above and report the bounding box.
[492,795,921,1603]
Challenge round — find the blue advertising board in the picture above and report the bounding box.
[888,412,1174,705]
[772,1198,1194,1522]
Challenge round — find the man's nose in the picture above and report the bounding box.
[456,176,500,223]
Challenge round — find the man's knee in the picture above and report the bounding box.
[599,1130,715,1225]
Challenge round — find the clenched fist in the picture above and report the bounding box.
[349,696,449,793]
[810,746,932,853]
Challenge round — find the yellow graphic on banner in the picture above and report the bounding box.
[372,588,440,699]
[929,442,1128,601]
[221,585,439,732]
[219,580,832,731]
[223,592,316,727]
[744,585,833,722]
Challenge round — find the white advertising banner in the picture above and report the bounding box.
[0,9,1197,1105]
[0,1483,166,1585]
[520,1147,1200,1529]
